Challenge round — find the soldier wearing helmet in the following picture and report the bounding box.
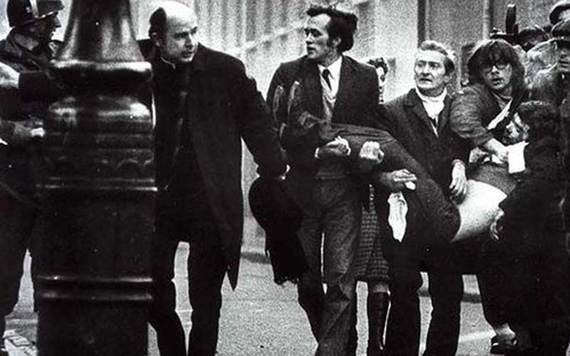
[0,1,63,354]
[526,0,570,81]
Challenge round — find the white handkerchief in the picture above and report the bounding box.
[507,141,528,174]
[388,192,408,242]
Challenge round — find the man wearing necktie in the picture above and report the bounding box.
[0,1,63,354]
[373,41,469,356]
[267,5,378,356]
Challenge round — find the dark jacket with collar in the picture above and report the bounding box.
[450,83,527,148]
[149,44,286,288]
[376,89,468,191]
[0,30,60,199]
[266,55,378,206]
[499,136,565,256]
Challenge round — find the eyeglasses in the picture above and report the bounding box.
[482,61,510,73]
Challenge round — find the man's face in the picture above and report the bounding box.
[556,41,570,74]
[157,11,199,64]
[28,13,61,45]
[304,14,338,65]
[480,60,513,94]
[414,50,451,96]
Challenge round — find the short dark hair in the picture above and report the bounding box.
[418,40,455,74]
[467,39,525,94]
[306,5,358,52]
[148,7,167,39]
[367,57,388,74]
[517,100,560,141]
[517,25,549,51]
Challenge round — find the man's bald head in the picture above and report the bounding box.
[149,1,199,63]
[149,1,197,39]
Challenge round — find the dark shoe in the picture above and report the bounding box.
[490,335,518,354]
[366,292,389,356]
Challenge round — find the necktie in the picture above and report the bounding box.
[322,69,332,90]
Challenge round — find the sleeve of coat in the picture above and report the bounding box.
[231,62,286,178]
[499,144,562,230]
[449,86,494,148]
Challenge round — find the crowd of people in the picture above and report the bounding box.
[0,0,569,356]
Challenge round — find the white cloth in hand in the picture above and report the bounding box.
[388,192,408,242]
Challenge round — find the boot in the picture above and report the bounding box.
[0,317,7,356]
[367,292,389,356]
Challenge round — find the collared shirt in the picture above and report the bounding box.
[318,56,343,100]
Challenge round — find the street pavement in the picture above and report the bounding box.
[5,243,570,356]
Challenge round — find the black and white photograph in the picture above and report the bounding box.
[0,0,569,355]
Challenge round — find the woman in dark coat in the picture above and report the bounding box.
[491,101,570,355]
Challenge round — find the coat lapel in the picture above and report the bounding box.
[332,57,354,123]
[301,59,323,119]
[438,94,452,132]
[406,90,438,137]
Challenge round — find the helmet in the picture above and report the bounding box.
[7,0,64,27]
[550,0,570,24]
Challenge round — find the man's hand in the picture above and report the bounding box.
[449,160,467,201]
[0,61,19,90]
[376,169,417,192]
[316,136,350,159]
[482,138,508,163]
[358,141,384,171]
[489,209,505,241]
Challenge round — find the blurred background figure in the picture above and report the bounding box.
[367,57,388,104]
[0,0,62,355]
[516,25,549,52]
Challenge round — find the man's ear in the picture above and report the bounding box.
[150,32,162,48]
[331,36,341,50]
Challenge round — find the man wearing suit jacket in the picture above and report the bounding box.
[267,5,378,356]
[373,41,468,356]
[146,2,286,356]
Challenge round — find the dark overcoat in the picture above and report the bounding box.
[151,45,285,288]
[373,89,468,251]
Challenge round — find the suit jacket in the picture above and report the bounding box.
[151,45,285,288]
[266,55,378,206]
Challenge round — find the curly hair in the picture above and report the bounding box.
[306,5,358,52]
[467,39,525,95]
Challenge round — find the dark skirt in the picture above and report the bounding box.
[354,186,389,282]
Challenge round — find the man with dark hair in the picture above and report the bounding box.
[267,4,378,356]
[374,40,468,356]
[144,2,286,356]
[0,0,63,354]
